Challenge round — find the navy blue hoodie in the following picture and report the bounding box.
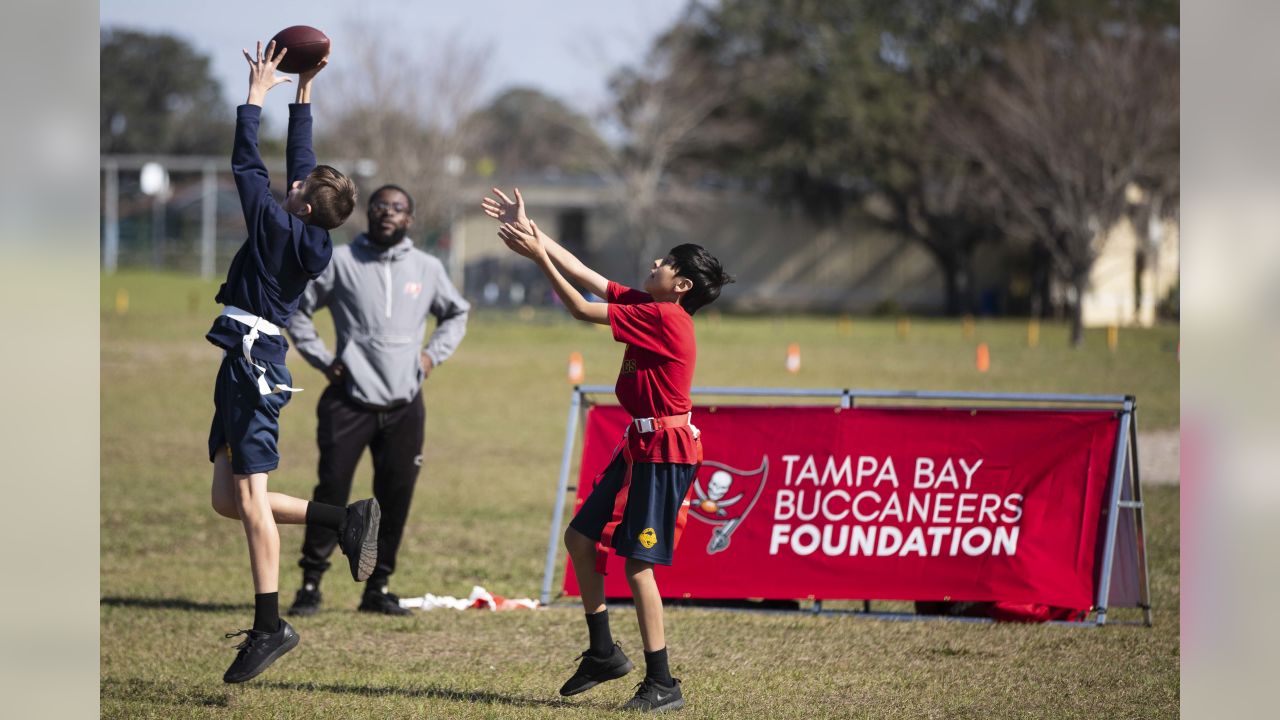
[205,103,333,363]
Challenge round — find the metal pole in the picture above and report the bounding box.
[541,388,584,606]
[1094,398,1134,625]
[103,161,119,273]
[151,194,165,269]
[449,201,466,291]
[1129,409,1154,627]
[200,162,218,279]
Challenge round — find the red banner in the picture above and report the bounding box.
[563,405,1120,611]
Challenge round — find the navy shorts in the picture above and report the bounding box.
[570,452,698,566]
[207,354,293,474]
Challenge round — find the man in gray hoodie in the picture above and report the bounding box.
[286,184,470,615]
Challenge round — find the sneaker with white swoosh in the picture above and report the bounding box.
[622,676,684,712]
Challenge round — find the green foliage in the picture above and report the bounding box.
[101,28,231,155]
[465,88,610,176]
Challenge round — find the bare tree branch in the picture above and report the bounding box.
[322,17,492,236]
[941,24,1178,343]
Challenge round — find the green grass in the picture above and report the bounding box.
[101,270,1179,718]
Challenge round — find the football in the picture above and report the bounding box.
[268,25,330,74]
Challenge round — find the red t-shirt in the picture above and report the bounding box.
[606,281,701,465]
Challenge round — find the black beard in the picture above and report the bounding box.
[369,226,407,247]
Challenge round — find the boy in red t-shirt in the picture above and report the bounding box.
[483,188,733,712]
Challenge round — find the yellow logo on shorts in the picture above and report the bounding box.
[638,527,658,549]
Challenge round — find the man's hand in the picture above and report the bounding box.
[419,351,434,379]
[243,40,291,107]
[498,220,546,260]
[481,187,531,232]
[324,360,345,384]
[295,52,329,104]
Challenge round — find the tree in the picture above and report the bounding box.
[320,20,490,236]
[595,15,750,275]
[675,0,1028,315]
[101,28,231,154]
[464,88,609,177]
[662,0,1178,318]
[942,24,1179,344]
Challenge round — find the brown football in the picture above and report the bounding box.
[268,25,330,74]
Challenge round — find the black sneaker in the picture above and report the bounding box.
[339,499,380,582]
[359,587,412,616]
[287,583,322,616]
[559,642,635,696]
[222,620,300,684]
[622,677,684,712]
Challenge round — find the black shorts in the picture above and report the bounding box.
[570,452,698,566]
[207,354,293,474]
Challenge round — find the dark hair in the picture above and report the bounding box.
[303,165,358,229]
[368,184,415,216]
[667,243,734,315]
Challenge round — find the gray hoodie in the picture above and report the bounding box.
[288,234,470,408]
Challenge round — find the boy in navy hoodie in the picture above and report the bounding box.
[205,40,376,684]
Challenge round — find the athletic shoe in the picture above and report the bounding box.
[621,677,684,712]
[287,583,322,616]
[340,498,380,582]
[559,642,635,696]
[222,620,300,684]
[358,587,412,616]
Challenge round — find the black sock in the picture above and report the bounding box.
[644,647,672,685]
[585,610,613,657]
[253,592,280,633]
[305,501,346,532]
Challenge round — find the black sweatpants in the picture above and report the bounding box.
[299,384,425,588]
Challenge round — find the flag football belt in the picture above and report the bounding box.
[631,412,698,436]
[220,305,302,396]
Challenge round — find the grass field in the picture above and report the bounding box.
[101,270,1180,718]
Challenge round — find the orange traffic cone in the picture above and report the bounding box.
[976,343,991,373]
[568,351,584,384]
[786,343,801,374]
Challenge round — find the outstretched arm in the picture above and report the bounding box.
[286,54,326,185]
[499,221,608,325]
[233,41,292,230]
[482,188,609,298]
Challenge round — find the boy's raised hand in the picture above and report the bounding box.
[243,40,291,107]
[296,52,328,103]
[298,53,329,83]
[481,187,531,231]
[498,220,545,261]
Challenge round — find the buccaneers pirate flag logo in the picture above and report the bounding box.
[687,458,769,554]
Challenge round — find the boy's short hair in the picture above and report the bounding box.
[667,243,734,315]
[303,165,358,229]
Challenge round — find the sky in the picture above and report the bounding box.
[100,0,692,134]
